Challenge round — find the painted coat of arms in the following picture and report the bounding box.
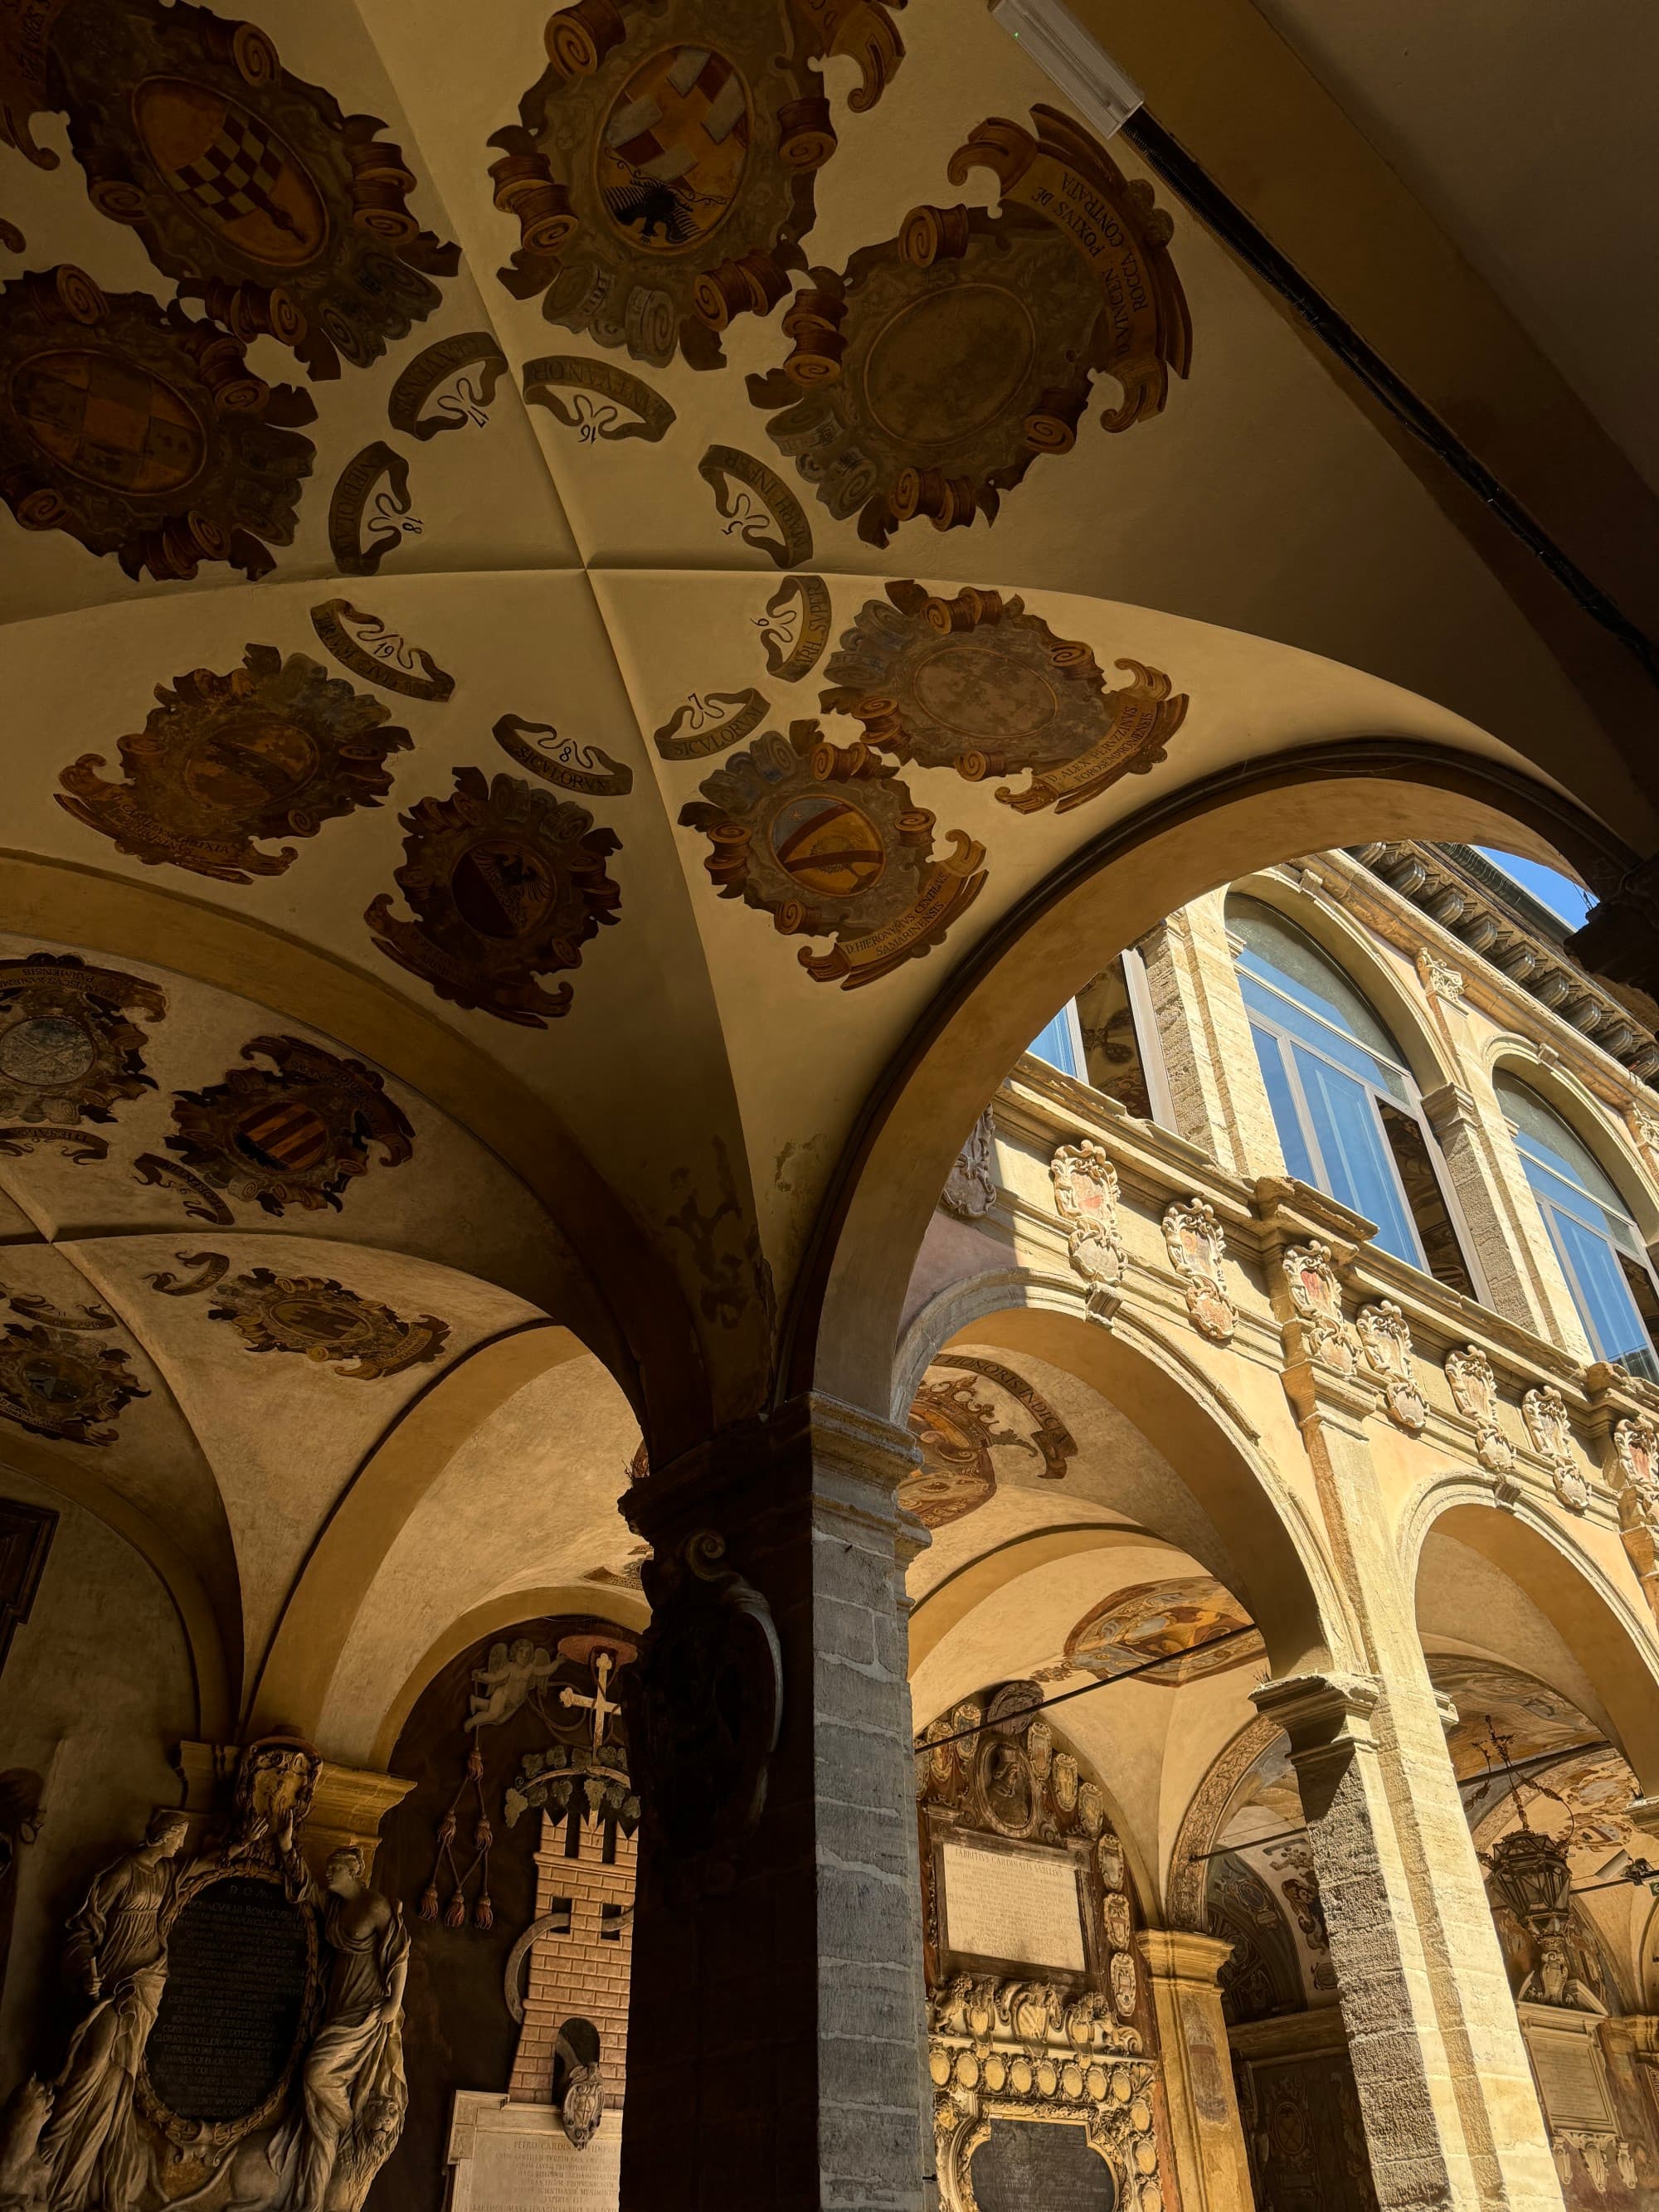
[1355,1300,1427,1434]
[0,954,165,1125]
[488,0,906,370]
[0,0,457,377]
[820,581,1188,814]
[167,1034,415,1215]
[149,1252,449,1380]
[0,1320,148,1444]
[1444,1344,1515,1477]
[1522,1384,1588,1510]
[679,720,985,987]
[747,104,1190,542]
[57,646,411,882]
[0,263,314,579]
[1281,1241,1356,1377]
[367,769,622,1026]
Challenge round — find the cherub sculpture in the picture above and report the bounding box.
[464,1639,555,1733]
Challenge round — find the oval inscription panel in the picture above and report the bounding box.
[145,1876,311,2123]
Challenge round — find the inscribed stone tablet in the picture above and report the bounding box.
[146,1877,310,2122]
[941,1838,1084,1971]
[970,2119,1114,2210]
[1524,2017,1616,2133]
[469,2115,622,2212]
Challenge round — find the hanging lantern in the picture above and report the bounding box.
[1486,1826,1572,1937]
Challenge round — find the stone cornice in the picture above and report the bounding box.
[1331,845,1659,1096]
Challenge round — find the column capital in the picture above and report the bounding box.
[1418,1080,1480,1135]
[625,1391,921,1550]
[1136,1928,1235,1987]
[1251,1670,1381,1753]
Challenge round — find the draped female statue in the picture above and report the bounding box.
[270,1845,409,2212]
[38,1811,189,2210]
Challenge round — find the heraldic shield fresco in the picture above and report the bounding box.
[489,0,907,370]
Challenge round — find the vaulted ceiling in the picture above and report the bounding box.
[1,0,1653,1675]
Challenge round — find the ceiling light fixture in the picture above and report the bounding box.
[990,0,1145,141]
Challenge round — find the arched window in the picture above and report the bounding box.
[1495,1073,1659,1382]
[1229,898,1478,1295]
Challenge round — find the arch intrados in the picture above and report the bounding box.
[911,1521,1201,1674]
[371,1582,649,1769]
[1413,1497,1659,1793]
[791,739,1634,1415]
[0,851,709,1452]
[251,1322,592,1748]
[917,1303,1332,1680]
[1483,1041,1659,1244]
[1224,868,1454,1096]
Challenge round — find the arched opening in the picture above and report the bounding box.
[795,746,1629,1412]
[1413,1500,1659,2204]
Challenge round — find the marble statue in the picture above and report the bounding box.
[36,1811,189,2211]
[271,1845,410,2211]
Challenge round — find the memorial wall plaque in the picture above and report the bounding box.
[941,1837,1086,1973]
[1519,2005,1618,2135]
[448,2096,623,2212]
[970,2118,1115,2210]
[145,1875,314,2125]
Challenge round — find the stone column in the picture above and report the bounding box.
[1136,1930,1253,2212]
[1422,1077,1594,1356]
[620,1393,928,2212]
[1263,1344,1565,2212]
[1136,895,1287,1179]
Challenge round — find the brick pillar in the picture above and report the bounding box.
[620,1393,927,2212]
[1136,1930,1255,2212]
[1262,1334,1565,2212]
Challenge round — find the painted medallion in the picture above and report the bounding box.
[58,647,411,882]
[0,955,164,1125]
[166,1034,414,1216]
[0,265,314,580]
[367,769,622,1026]
[749,105,1189,542]
[0,0,457,378]
[489,0,904,369]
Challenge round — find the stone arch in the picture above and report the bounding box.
[789,737,1634,1420]
[897,1274,1348,1683]
[251,1325,593,1745]
[1406,1488,1659,1795]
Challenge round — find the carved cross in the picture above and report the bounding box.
[560,1651,620,1748]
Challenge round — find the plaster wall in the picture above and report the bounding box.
[0,1469,193,2093]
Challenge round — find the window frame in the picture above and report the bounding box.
[1237,951,1488,1300]
[1501,1100,1659,1381]
[1024,961,1176,1132]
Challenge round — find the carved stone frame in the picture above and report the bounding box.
[926,1812,1101,1997]
[944,2102,1122,2212]
[136,1860,321,2153]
